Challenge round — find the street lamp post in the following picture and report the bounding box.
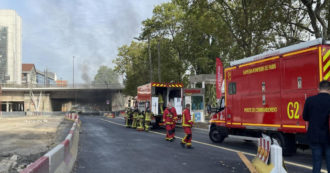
[73,56,75,88]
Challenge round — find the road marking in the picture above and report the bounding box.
[237,152,257,173]
[100,118,126,127]
[99,118,322,172]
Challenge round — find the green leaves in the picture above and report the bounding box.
[114,0,330,97]
[93,66,119,86]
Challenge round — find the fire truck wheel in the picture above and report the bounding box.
[271,132,296,156]
[209,126,226,143]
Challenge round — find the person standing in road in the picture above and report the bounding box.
[181,104,194,149]
[169,102,178,138]
[163,103,175,142]
[303,80,330,173]
[125,107,133,128]
[131,101,139,129]
[144,101,152,132]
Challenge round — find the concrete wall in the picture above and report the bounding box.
[0,91,52,112]
[24,93,52,112]
[111,92,127,111]
[61,102,72,112]
[0,91,24,101]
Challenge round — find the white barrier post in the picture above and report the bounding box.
[270,143,287,173]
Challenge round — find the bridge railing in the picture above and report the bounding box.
[0,111,65,117]
[0,83,124,89]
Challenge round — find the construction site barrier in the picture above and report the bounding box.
[21,114,80,173]
[252,134,287,173]
[103,112,115,118]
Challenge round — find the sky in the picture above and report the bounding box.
[0,0,170,84]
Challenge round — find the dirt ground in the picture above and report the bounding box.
[0,115,73,173]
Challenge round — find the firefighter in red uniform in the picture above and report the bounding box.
[181,104,193,149]
[169,102,177,138]
[163,103,175,142]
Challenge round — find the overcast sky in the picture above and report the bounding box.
[0,0,170,84]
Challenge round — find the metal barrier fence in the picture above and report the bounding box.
[0,111,26,117]
[0,111,125,117]
[0,83,124,89]
[0,111,65,117]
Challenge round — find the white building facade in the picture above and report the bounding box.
[0,10,22,84]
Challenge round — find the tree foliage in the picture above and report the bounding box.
[114,0,330,96]
[93,66,119,86]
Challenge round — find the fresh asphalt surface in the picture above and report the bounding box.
[74,115,324,173]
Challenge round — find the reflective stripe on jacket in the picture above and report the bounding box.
[182,108,192,127]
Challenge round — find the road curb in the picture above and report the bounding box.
[21,113,80,173]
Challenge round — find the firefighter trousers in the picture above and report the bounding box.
[182,127,192,146]
[137,116,144,131]
[165,124,175,140]
[144,120,150,131]
[125,117,130,127]
[131,116,137,128]
[144,112,151,131]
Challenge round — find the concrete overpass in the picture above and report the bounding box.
[0,84,125,112]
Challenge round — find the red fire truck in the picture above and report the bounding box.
[209,38,330,155]
[137,82,184,127]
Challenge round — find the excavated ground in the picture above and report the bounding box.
[0,115,73,173]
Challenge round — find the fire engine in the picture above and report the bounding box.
[137,82,183,127]
[209,38,330,155]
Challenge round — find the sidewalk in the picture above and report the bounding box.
[193,122,209,129]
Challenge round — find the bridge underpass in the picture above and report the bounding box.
[0,85,125,113]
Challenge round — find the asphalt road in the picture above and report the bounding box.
[74,116,324,173]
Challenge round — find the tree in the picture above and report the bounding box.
[140,2,187,82]
[114,0,329,96]
[113,41,149,96]
[114,40,185,96]
[93,66,119,87]
[300,0,330,39]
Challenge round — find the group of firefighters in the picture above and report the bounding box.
[124,101,194,149]
[124,101,152,132]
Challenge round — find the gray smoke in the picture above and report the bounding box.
[21,0,148,83]
[80,61,91,84]
[6,0,172,83]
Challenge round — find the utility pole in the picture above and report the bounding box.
[73,56,77,107]
[73,56,75,88]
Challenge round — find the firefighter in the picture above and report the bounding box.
[131,101,138,129]
[125,107,133,128]
[136,110,145,131]
[144,101,152,132]
[163,103,175,141]
[180,104,193,149]
[168,102,178,138]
